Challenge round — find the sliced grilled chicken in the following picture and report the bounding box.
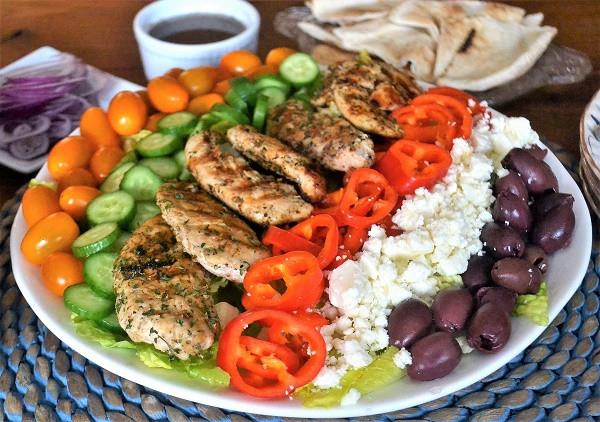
[114,215,219,360]
[266,100,375,172]
[156,181,270,283]
[185,130,312,225]
[226,125,327,203]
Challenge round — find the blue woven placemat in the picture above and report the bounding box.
[1,146,598,422]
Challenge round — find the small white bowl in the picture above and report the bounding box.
[133,0,260,80]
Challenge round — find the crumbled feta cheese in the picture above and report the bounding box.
[340,388,361,406]
[393,348,412,369]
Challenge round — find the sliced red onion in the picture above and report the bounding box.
[49,114,73,139]
[8,133,50,160]
[0,116,51,144]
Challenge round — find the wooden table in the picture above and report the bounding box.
[1,0,599,207]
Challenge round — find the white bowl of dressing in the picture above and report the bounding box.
[133,0,260,80]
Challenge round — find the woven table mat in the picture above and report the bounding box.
[0,146,599,422]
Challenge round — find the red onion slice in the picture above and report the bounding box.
[8,133,50,160]
[48,114,73,139]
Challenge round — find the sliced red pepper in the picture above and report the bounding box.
[288,214,340,269]
[262,225,321,257]
[336,168,398,229]
[410,93,473,140]
[426,86,487,116]
[374,139,452,196]
[342,226,368,256]
[312,188,344,217]
[216,309,327,398]
[242,251,324,311]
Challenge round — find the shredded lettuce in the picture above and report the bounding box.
[435,274,463,291]
[514,282,548,326]
[295,346,406,407]
[71,315,229,387]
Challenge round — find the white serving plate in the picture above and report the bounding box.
[9,47,593,418]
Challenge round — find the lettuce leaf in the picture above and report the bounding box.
[514,282,549,326]
[295,346,406,407]
[71,315,229,387]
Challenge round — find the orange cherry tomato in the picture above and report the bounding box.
[187,93,225,116]
[79,107,121,150]
[136,89,156,113]
[220,50,262,76]
[265,47,297,68]
[241,64,279,81]
[41,252,84,296]
[212,79,231,96]
[57,168,97,193]
[89,146,125,183]
[22,185,61,227]
[107,91,148,136]
[59,185,101,221]
[20,212,80,265]
[215,67,234,82]
[178,66,219,97]
[164,67,184,79]
[147,75,189,113]
[47,136,94,180]
[144,112,167,132]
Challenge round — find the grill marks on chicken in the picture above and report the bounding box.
[113,215,219,360]
[266,100,375,172]
[156,181,270,283]
[185,130,312,225]
[226,125,327,203]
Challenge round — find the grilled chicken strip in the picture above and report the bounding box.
[156,181,270,283]
[226,125,327,203]
[114,215,219,360]
[266,100,375,172]
[185,130,312,225]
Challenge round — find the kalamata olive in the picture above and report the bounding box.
[475,286,518,315]
[494,170,528,203]
[501,148,558,195]
[492,190,533,234]
[431,288,474,332]
[407,332,462,381]
[522,244,549,274]
[388,299,433,349]
[525,145,548,161]
[461,254,494,293]
[491,257,542,294]
[531,203,575,253]
[480,222,525,260]
[467,302,511,354]
[531,192,574,221]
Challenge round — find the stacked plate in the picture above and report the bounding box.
[580,87,600,219]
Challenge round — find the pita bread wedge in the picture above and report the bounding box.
[522,12,545,27]
[433,15,476,79]
[388,0,442,40]
[307,0,404,23]
[297,21,345,47]
[438,16,557,91]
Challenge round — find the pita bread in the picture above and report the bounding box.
[297,21,345,47]
[433,15,475,78]
[522,12,545,27]
[389,1,442,40]
[307,0,404,23]
[438,16,557,90]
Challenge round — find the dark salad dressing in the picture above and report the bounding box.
[149,14,246,45]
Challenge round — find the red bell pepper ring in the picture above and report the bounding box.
[217,309,327,398]
[242,251,324,311]
[375,139,452,196]
[410,93,473,140]
[426,86,487,116]
[336,168,399,229]
[288,214,340,269]
[262,225,322,257]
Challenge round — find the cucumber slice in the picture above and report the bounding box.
[100,162,136,193]
[279,53,320,87]
[224,89,249,114]
[210,120,237,135]
[157,111,198,138]
[253,74,292,96]
[230,77,257,107]
[86,191,136,227]
[139,157,180,180]
[63,284,114,321]
[260,86,288,110]
[191,113,221,136]
[128,201,161,232]
[210,103,251,125]
[72,222,120,258]
[97,312,125,334]
[173,149,186,170]
[120,165,163,201]
[252,93,268,131]
[83,252,118,299]
[179,168,194,182]
[106,231,131,252]
[115,151,138,168]
[136,133,183,158]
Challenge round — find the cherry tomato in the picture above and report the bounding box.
[41,252,83,296]
[187,93,224,116]
[47,136,94,180]
[220,50,262,76]
[107,91,148,136]
[178,66,218,97]
[135,89,156,113]
[57,168,98,193]
[164,67,184,79]
[265,47,297,68]
[21,212,80,265]
[22,185,61,227]
[79,107,121,150]
[211,79,231,96]
[59,185,101,221]
[147,76,189,113]
[89,146,125,183]
[241,64,278,81]
[144,112,167,132]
